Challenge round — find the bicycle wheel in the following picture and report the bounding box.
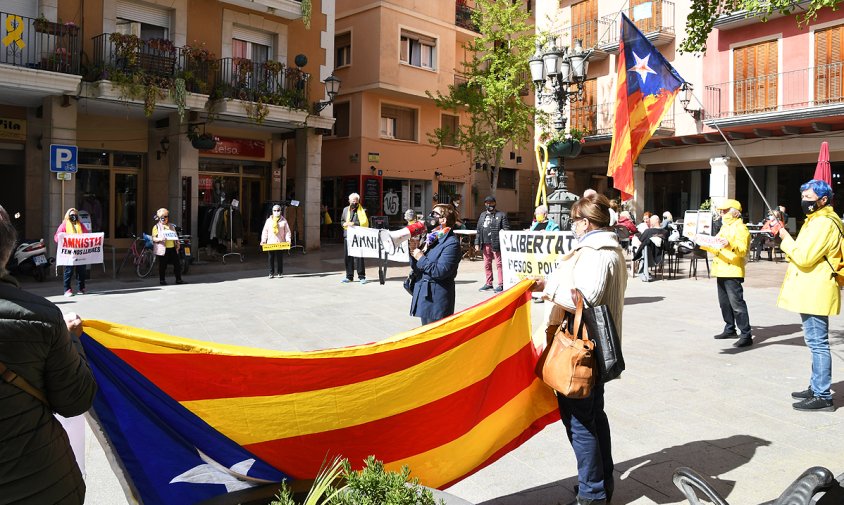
[136,250,156,278]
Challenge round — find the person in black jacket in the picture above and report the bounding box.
[0,205,97,505]
[475,195,510,292]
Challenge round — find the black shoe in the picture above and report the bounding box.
[176,280,186,285]
[160,280,167,286]
[792,396,834,412]
[733,336,753,348]
[478,284,493,291]
[713,331,738,339]
[562,498,607,505]
[494,285,504,293]
[791,387,814,400]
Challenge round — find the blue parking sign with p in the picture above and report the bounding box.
[50,144,78,173]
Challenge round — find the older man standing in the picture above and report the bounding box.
[341,192,369,284]
[0,205,97,504]
[702,199,752,348]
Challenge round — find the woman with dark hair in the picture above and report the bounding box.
[534,194,627,505]
[408,204,462,325]
[750,209,784,261]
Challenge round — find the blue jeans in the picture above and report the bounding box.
[800,314,832,400]
[716,278,751,337]
[557,381,614,501]
[63,265,85,291]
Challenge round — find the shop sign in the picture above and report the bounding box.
[0,117,26,141]
[201,137,266,158]
[368,152,380,163]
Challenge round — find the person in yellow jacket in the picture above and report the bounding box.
[701,199,753,348]
[340,192,369,284]
[777,179,841,412]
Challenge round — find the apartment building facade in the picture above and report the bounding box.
[323,0,538,232]
[537,0,844,225]
[0,0,335,254]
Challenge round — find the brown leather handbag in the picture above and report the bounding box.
[535,290,595,399]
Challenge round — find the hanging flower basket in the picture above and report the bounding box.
[190,134,216,150]
[547,140,583,158]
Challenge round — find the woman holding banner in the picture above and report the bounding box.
[408,204,461,325]
[152,208,183,286]
[54,208,90,297]
[260,205,291,279]
[533,194,627,505]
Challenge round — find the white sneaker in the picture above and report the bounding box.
[64,290,74,297]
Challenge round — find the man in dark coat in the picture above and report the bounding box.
[475,195,510,292]
[410,205,462,325]
[0,205,97,505]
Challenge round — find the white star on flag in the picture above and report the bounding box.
[170,449,268,492]
[628,51,657,84]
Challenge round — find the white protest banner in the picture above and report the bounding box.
[499,230,576,288]
[57,233,105,266]
[161,229,179,241]
[693,233,723,249]
[346,227,412,262]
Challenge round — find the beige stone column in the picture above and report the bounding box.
[41,95,77,257]
[295,127,322,250]
[632,163,646,221]
[709,155,736,209]
[165,113,198,236]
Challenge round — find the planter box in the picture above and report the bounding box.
[209,99,309,125]
[547,140,583,158]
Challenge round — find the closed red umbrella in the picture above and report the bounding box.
[813,141,831,185]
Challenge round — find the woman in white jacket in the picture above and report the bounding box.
[535,194,627,505]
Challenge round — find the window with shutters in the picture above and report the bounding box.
[733,40,778,114]
[381,104,417,141]
[333,102,350,137]
[571,0,598,49]
[400,30,436,70]
[815,25,844,105]
[570,79,597,135]
[440,114,459,147]
[335,32,351,68]
[629,0,663,34]
[115,1,172,40]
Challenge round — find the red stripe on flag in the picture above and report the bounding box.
[111,294,530,401]
[242,343,540,479]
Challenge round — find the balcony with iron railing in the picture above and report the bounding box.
[456,2,479,32]
[703,63,844,125]
[574,102,675,137]
[215,57,309,109]
[548,20,610,61]
[598,0,675,53]
[0,12,81,75]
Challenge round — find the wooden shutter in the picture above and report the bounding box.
[572,0,597,48]
[815,25,844,104]
[571,79,597,134]
[629,0,661,34]
[733,40,777,114]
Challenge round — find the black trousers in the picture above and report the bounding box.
[159,248,182,282]
[343,240,366,280]
[717,277,751,337]
[267,250,284,275]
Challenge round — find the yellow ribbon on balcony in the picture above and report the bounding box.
[3,15,26,49]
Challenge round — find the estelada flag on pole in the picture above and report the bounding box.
[607,13,684,200]
[80,280,559,505]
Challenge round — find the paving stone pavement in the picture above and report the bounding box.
[19,244,843,505]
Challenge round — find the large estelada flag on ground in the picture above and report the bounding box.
[80,281,559,505]
[607,13,684,200]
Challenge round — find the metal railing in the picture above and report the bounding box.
[590,102,674,136]
[599,0,675,45]
[570,104,599,136]
[0,12,81,75]
[456,3,479,32]
[215,58,309,109]
[704,63,844,119]
[92,33,178,78]
[550,19,606,50]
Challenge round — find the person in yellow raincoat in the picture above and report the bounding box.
[777,179,842,412]
[701,199,752,348]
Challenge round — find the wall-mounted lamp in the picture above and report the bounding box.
[157,136,170,160]
[370,165,376,172]
[314,73,342,112]
[679,82,702,121]
[277,156,286,168]
[434,171,442,178]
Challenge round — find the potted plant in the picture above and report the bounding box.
[540,126,586,158]
[188,126,216,150]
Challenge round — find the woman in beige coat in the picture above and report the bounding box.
[260,204,291,278]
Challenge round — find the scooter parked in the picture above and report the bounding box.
[9,238,51,281]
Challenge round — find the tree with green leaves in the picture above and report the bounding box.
[427,0,536,193]
[681,0,841,53]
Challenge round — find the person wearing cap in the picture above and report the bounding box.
[475,196,510,292]
[702,198,752,348]
[260,205,292,279]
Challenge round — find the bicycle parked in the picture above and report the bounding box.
[116,234,156,278]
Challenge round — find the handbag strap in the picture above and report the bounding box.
[0,360,49,405]
[571,290,588,342]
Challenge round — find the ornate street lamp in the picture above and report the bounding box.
[530,37,591,230]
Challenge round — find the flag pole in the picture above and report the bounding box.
[688,92,778,217]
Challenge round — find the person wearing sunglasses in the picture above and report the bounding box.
[151,208,184,286]
[54,208,90,297]
[408,204,461,325]
[260,205,291,278]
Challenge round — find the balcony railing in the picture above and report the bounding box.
[703,63,844,119]
[216,58,309,109]
[551,20,606,50]
[92,33,178,78]
[599,0,675,47]
[0,12,81,75]
[456,3,479,32]
[586,102,674,136]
